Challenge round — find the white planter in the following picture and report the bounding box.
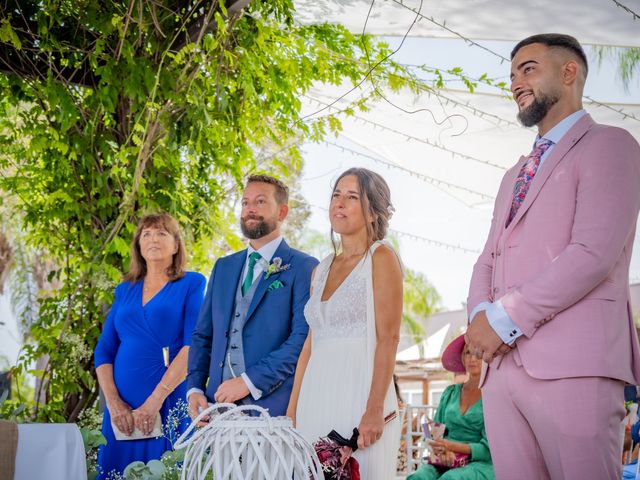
[175,403,322,480]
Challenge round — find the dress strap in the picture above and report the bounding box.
[368,240,405,277]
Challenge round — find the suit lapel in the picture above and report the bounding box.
[245,239,292,322]
[219,251,246,332]
[507,114,595,230]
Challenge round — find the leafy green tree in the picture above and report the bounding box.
[0,0,426,421]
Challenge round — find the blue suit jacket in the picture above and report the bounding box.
[187,240,318,416]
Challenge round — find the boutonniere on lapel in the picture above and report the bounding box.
[260,257,290,279]
[268,280,285,292]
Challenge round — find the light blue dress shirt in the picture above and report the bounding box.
[470,110,587,344]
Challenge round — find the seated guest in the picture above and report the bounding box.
[94,213,205,479]
[407,334,494,480]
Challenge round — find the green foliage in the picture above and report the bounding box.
[0,388,26,420]
[0,0,429,423]
[81,427,107,449]
[120,450,190,480]
[80,426,106,479]
[593,46,640,91]
[415,66,509,94]
[124,460,166,480]
[402,268,441,347]
[386,235,440,346]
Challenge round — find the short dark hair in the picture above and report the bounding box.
[246,174,289,205]
[511,33,588,75]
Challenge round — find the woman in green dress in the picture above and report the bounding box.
[407,334,494,480]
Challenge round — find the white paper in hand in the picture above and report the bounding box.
[111,413,162,440]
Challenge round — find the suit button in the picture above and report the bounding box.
[231,344,238,350]
[225,331,229,338]
[493,287,499,295]
[491,252,495,259]
[219,361,223,367]
[235,313,240,317]
[232,329,238,334]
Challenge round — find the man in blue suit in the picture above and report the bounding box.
[187,174,318,418]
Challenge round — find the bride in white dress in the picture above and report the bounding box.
[287,168,402,479]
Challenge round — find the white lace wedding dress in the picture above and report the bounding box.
[296,241,400,479]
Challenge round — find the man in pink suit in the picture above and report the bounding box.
[465,33,640,479]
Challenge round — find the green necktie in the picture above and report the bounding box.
[242,252,262,296]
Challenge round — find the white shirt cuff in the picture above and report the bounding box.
[469,301,492,323]
[241,373,263,400]
[485,300,522,345]
[186,387,204,401]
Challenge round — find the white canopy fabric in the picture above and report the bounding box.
[302,84,640,208]
[299,84,640,307]
[295,1,640,308]
[294,0,640,48]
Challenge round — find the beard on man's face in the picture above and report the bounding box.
[517,89,560,127]
[240,215,277,240]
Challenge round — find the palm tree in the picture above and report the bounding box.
[383,236,442,350]
[402,269,441,355]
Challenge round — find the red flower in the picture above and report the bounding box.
[347,457,360,480]
[317,449,332,463]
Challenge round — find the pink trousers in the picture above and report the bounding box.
[481,350,625,480]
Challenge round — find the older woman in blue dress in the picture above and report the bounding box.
[94,213,205,479]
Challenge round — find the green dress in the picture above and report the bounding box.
[407,384,494,480]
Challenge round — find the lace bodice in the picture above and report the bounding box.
[303,254,368,341]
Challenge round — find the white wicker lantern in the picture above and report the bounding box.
[175,403,322,480]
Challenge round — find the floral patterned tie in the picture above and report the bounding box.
[506,139,553,227]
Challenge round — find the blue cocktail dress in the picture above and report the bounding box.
[94,271,205,479]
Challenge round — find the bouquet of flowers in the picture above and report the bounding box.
[313,429,360,480]
[311,411,397,479]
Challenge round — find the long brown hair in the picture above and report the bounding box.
[330,168,394,253]
[123,213,186,282]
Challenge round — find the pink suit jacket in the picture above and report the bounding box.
[468,113,640,384]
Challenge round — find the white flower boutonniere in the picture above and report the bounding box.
[261,257,290,279]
